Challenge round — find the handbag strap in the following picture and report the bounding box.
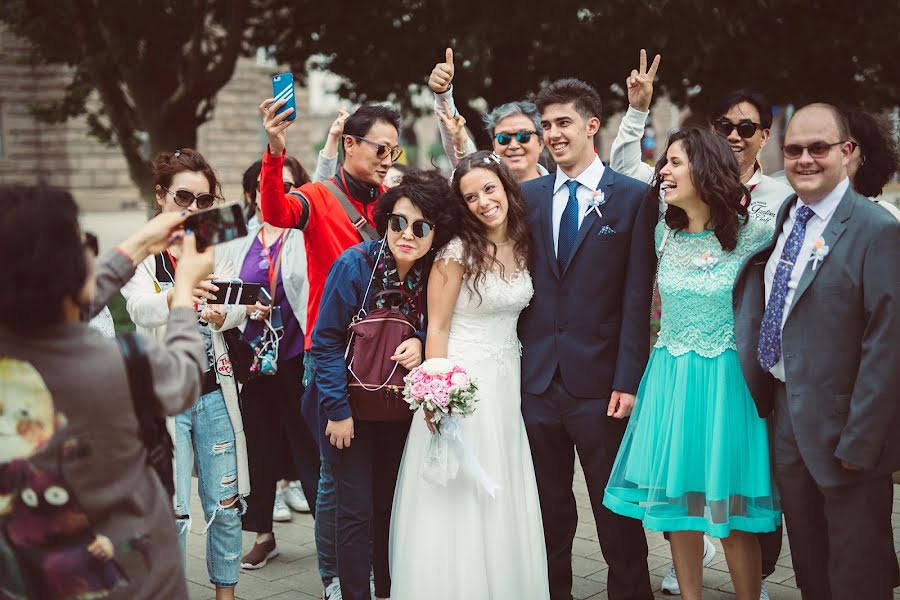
[344,239,387,360]
[116,333,163,460]
[323,179,379,241]
[268,229,288,302]
[651,226,672,318]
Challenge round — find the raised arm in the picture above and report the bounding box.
[258,97,308,228]
[609,49,660,184]
[429,48,478,166]
[315,108,349,182]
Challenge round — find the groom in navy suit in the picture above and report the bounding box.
[518,79,657,600]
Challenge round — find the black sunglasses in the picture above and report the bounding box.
[712,119,762,139]
[163,187,217,209]
[256,180,295,195]
[387,213,435,238]
[347,135,403,162]
[83,231,99,257]
[782,141,846,160]
[495,130,537,146]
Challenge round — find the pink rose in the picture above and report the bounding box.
[428,379,447,395]
[411,369,426,384]
[432,387,450,409]
[450,372,470,388]
[410,382,429,400]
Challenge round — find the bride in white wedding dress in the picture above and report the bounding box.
[389,152,549,599]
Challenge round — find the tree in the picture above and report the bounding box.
[0,0,255,207]
[261,0,900,148]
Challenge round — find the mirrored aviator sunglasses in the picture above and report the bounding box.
[712,119,761,139]
[387,213,434,238]
[165,187,216,209]
[495,130,535,145]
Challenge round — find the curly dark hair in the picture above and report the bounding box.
[373,169,455,252]
[651,128,748,251]
[845,108,900,198]
[0,185,87,333]
[449,151,530,297]
[152,148,222,213]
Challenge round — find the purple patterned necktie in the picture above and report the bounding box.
[757,205,815,371]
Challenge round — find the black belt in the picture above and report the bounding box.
[201,369,221,395]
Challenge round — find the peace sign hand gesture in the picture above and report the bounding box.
[428,47,455,94]
[626,49,661,113]
[434,99,468,156]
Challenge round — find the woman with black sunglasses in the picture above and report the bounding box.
[304,169,454,600]
[121,149,249,600]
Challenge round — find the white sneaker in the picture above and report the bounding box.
[283,480,311,513]
[272,485,291,522]
[702,535,716,566]
[661,566,680,595]
[323,577,342,599]
[660,536,716,595]
[760,580,770,600]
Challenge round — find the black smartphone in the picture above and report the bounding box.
[183,204,248,251]
[208,281,262,305]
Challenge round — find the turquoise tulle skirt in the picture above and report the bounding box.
[603,347,781,538]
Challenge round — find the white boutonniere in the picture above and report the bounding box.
[692,251,719,277]
[584,191,606,218]
[808,237,829,270]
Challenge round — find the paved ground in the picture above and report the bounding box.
[183,467,900,599]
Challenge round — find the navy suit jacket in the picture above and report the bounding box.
[518,167,657,399]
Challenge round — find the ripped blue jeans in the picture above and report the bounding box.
[173,388,244,587]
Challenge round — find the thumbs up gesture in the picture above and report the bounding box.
[428,47,455,94]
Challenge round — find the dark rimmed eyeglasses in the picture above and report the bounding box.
[782,141,847,160]
[163,187,217,209]
[494,130,537,146]
[712,119,762,139]
[346,135,404,162]
[255,180,296,195]
[387,213,435,239]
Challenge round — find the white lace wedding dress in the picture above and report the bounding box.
[389,238,550,599]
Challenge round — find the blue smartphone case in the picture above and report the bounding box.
[272,73,296,121]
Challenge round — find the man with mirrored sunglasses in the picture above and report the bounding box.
[427,47,549,182]
[611,50,792,227]
[257,97,403,599]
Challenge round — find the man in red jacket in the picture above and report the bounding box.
[256,97,403,595]
[258,96,403,350]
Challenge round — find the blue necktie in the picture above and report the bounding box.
[758,205,815,371]
[557,180,580,269]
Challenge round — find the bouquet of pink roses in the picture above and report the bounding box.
[403,358,498,495]
[403,358,478,427]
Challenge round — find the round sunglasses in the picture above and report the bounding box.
[163,187,217,209]
[347,135,404,162]
[387,213,434,238]
[712,119,762,139]
[494,130,537,146]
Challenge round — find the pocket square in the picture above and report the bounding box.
[597,225,616,235]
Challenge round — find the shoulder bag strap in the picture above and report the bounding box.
[322,179,379,241]
[269,229,289,302]
[117,333,166,461]
[344,239,387,360]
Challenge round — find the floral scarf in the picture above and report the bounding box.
[373,246,425,322]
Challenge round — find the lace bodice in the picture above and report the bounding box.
[436,238,533,368]
[654,219,772,358]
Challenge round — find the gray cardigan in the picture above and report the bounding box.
[0,250,202,599]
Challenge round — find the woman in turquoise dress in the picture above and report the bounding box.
[603,128,780,600]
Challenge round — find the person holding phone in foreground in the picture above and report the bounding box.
[0,185,212,598]
[121,149,250,600]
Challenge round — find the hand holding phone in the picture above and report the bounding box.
[183,204,248,252]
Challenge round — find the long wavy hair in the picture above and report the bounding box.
[650,128,748,251]
[449,151,530,299]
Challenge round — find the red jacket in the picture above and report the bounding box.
[259,148,382,349]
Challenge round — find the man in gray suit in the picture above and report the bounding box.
[733,103,900,600]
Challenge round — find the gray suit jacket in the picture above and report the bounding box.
[733,186,900,486]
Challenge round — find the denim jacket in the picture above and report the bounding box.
[302,240,428,464]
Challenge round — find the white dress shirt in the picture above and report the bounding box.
[763,177,850,381]
[552,155,606,255]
